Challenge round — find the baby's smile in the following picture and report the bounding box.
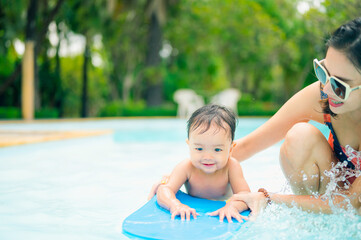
[202,163,215,167]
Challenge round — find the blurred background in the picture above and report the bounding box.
[0,0,360,119]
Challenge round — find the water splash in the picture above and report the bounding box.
[323,146,361,199]
[234,204,361,240]
[302,174,308,181]
[234,152,361,239]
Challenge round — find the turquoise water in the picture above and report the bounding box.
[0,118,359,240]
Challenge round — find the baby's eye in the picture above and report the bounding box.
[195,148,203,151]
[214,148,222,152]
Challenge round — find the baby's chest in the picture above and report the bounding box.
[185,174,230,199]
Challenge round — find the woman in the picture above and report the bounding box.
[230,17,361,217]
[150,17,361,219]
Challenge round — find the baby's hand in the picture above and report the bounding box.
[170,203,198,221]
[208,202,248,223]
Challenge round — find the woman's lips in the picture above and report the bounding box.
[328,98,344,107]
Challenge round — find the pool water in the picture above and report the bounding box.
[0,118,359,240]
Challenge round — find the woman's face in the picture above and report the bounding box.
[323,47,361,115]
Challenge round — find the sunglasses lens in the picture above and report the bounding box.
[330,78,346,99]
[314,62,327,84]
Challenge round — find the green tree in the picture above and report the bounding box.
[61,0,108,117]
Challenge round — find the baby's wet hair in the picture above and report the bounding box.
[187,104,237,141]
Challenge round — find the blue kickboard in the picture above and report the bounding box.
[122,191,250,240]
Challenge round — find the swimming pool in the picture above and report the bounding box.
[0,118,359,239]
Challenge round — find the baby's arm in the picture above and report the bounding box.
[156,160,197,221]
[229,157,250,192]
[228,157,251,210]
[209,158,250,222]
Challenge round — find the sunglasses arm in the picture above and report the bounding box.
[351,85,361,92]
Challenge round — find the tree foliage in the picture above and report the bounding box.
[0,0,360,118]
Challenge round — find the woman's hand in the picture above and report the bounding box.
[208,201,249,223]
[147,175,170,200]
[230,192,267,220]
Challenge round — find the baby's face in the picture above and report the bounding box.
[187,123,233,174]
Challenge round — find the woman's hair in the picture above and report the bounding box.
[187,104,237,141]
[321,17,361,117]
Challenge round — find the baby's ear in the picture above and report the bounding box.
[186,139,189,145]
[229,142,236,152]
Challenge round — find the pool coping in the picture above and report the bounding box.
[0,129,113,147]
[0,117,171,148]
[0,116,271,148]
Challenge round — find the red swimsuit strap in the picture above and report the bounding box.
[323,113,334,150]
[323,113,331,123]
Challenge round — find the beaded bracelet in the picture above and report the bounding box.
[258,188,271,205]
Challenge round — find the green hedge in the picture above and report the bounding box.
[0,107,59,119]
[0,107,21,119]
[98,98,279,118]
[237,93,280,116]
[0,99,278,119]
[98,101,177,117]
[35,108,59,119]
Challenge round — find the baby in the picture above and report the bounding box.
[157,104,250,223]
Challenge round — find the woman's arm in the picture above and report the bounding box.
[232,177,361,216]
[270,190,360,214]
[269,194,347,214]
[269,177,361,214]
[232,82,324,162]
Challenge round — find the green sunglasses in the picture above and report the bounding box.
[313,58,361,101]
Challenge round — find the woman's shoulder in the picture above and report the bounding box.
[281,82,324,123]
[300,81,323,100]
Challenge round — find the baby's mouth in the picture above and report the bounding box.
[202,163,215,167]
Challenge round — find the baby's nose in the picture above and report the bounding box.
[202,152,213,159]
